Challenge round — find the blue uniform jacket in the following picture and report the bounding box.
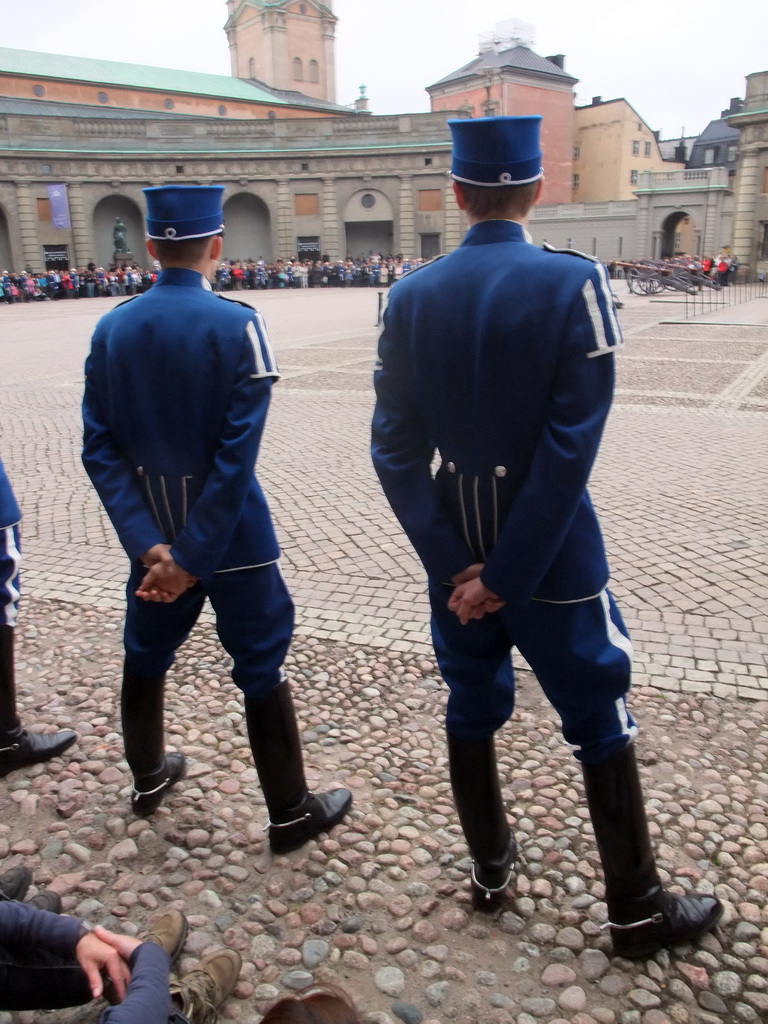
[371,220,623,607]
[0,458,21,531]
[82,268,281,581]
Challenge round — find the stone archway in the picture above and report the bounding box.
[344,189,395,259]
[93,195,144,268]
[0,205,12,272]
[223,192,272,261]
[661,211,697,258]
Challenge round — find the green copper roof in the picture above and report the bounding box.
[0,45,332,110]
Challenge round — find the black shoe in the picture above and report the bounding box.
[471,835,516,912]
[0,726,77,778]
[0,865,32,901]
[26,890,62,913]
[268,788,353,854]
[608,886,723,959]
[131,753,186,816]
[582,745,723,959]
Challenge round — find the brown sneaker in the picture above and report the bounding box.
[142,909,188,966]
[170,948,242,1024]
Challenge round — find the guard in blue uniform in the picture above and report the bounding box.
[82,186,350,850]
[0,457,76,776]
[371,117,721,956]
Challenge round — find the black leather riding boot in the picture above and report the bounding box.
[447,732,516,911]
[121,666,185,815]
[583,744,723,958]
[0,624,76,777]
[244,680,352,854]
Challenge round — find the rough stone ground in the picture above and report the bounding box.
[5,601,768,1024]
[0,285,767,1024]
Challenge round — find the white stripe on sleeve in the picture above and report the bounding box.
[246,316,280,379]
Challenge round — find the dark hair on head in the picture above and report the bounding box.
[456,180,539,220]
[259,985,361,1024]
[150,232,222,266]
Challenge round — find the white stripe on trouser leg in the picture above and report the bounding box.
[599,589,637,745]
[2,527,21,627]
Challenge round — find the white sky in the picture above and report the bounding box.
[4,0,767,139]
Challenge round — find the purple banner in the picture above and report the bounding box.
[46,184,71,229]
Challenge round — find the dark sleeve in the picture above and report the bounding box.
[0,902,82,959]
[99,943,173,1024]
[371,297,475,582]
[481,263,621,604]
[82,341,166,560]
[169,330,275,579]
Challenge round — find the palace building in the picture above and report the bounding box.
[0,3,761,274]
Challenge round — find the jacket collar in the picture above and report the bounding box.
[155,267,213,289]
[461,219,532,247]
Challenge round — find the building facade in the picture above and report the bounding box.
[572,98,683,203]
[727,70,768,274]
[225,0,338,105]
[427,44,576,204]
[0,107,460,271]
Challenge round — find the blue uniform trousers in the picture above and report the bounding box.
[429,583,637,764]
[0,526,21,628]
[124,562,294,699]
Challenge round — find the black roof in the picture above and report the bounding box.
[428,45,577,90]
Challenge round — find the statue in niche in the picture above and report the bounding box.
[113,218,130,254]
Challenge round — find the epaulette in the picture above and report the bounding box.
[114,294,141,309]
[401,253,449,279]
[542,242,599,264]
[217,294,256,311]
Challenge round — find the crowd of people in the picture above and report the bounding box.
[0,255,429,303]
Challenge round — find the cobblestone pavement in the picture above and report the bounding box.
[0,287,767,1024]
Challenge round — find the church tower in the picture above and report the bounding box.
[225,1,338,104]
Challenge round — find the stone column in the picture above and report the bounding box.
[730,147,761,266]
[275,179,293,258]
[321,178,340,257]
[66,183,93,267]
[635,193,651,258]
[15,183,40,271]
[398,175,414,257]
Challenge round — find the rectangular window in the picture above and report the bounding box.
[43,244,69,269]
[296,236,320,262]
[632,140,640,155]
[420,233,441,259]
[572,174,580,189]
[294,194,319,216]
[727,146,737,162]
[418,189,442,212]
[644,141,651,157]
[37,198,51,221]
[573,144,580,160]
[630,170,638,184]
[703,148,715,164]
[761,223,768,259]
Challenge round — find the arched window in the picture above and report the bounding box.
[293,57,303,82]
[248,57,255,79]
[308,59,319,84]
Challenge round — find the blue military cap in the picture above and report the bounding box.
[143,185,225,240]
[449,116,543,186]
